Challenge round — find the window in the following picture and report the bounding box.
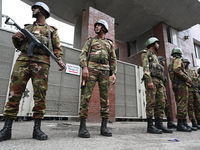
[127,40,137,57]
[167,26,178,46]
[194,43,200,59]
[127,29,152,57]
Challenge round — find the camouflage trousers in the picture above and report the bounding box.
[145,77,165,119]
[164,91,172,118]
[172,82,188,119]
[79,68,110,118]
[4,60,50,119]
[188,89,200,120]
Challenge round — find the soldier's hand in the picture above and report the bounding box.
[110,74,116,85]
[58,61,66,71]
[12,31,26,39]
[186,77,192,84]
[82,67,89,80]
[147,82,154,89]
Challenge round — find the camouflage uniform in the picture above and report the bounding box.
[141,49,165,119]
[185,69,200,121]
[4,22,63,119]
[79,36,117,118]
[169,57,189,119]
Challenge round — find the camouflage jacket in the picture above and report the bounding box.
[79,36,117,74]
[185,68,199,91]
[12,22,63,65]
[168,57,175,82]
[141,49,163,83]
[170,56,188,83]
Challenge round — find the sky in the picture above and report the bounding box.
[2,0,74,45]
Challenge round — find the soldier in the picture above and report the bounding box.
[0,2,66,142]
[168,48,191,132]
[157,56,177,129]
[182,58,200,130]
[78,19,117,138]
[141,37,172,134]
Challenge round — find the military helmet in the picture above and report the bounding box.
[32,2,50,18]
[171,47,182,56]
[94,19,108,33]
[182,57,190,64]
[146,37,160,48]
[157,56,165,62]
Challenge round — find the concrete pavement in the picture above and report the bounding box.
[0,120,199,150]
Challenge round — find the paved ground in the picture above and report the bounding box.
[0,120,199,150]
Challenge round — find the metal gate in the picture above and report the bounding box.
[0,29,16,114]
[0,29,146,119]
[115,61,146,119]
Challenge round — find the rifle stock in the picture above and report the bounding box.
[81,79,86,89]
[5,16,65,69]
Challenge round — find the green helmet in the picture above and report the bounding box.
[171,47,182,56]
[157,56,165,62]
[146,37,159,48]
[182,57,190,64]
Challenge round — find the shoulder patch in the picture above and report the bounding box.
[106,38,113,43]
[87,37,92,40]
[106,39,113,47]
[50,26,58,30]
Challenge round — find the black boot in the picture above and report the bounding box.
[0,118,13,142]
[177,119,191,132]
[78,118,90,138]
[183,119,197,131]
[101,118,112,137]
[147,118,162,134]
[191,119,200,129]
[155,118,173,133]
[167,117,177,129]
[197,120,200,125]
[32,119,48,140]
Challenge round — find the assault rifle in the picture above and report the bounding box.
[186,83,200,93]
[5,16,65,69]
[182,69,200,93]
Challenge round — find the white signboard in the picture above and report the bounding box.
[66,63,81,76]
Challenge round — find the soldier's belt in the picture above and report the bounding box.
[21,51,49,56]
[89,58,109,64]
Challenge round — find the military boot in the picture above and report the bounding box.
[147,118,162,134]
[183,119,197,131]
[197,120,200,126]
[191,119,200,129]
[101,118,112,137]
[177,119,191,132]
[0,118,13,142]
[167,117,177,129]
[32,119,48,140]
[78,118,90,138]
[155,118,173,133]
